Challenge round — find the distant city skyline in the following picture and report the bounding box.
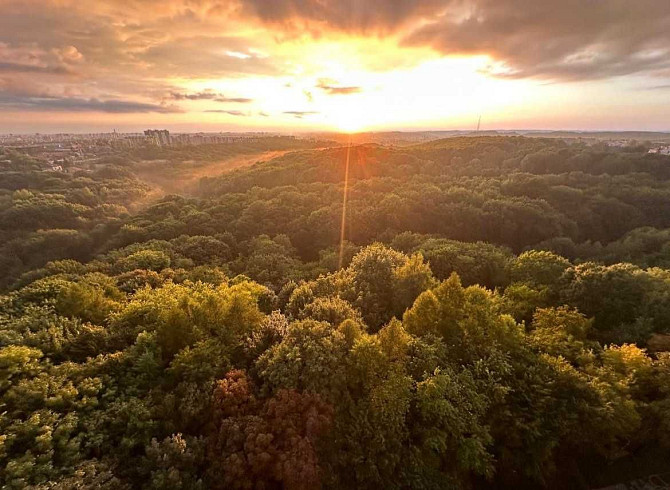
[1,1,669,133]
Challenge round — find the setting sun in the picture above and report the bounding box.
[332,117,366,133]
[328,105,371,133]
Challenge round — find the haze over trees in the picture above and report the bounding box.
[2,136,670,489]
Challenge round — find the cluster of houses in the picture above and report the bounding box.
[648,146,670,155]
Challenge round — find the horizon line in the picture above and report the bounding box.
[2,128,670,136]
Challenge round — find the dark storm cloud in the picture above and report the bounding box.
[239,0,670,81]
[0,92,182,113]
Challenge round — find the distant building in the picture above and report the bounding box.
[648,146,670,155]
[144,129,171,146]
[114,134,147,148]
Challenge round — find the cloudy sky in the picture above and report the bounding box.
[1,0,669,133]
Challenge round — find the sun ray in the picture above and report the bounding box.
[338,135,353,269]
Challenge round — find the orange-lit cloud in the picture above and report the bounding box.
[167,91,253,103]
[317,79,362,95]
[403,0,670,81]
[239,0,670,81]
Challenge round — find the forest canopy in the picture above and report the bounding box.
[2,137,670,489]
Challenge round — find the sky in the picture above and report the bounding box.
[0,0,669,133]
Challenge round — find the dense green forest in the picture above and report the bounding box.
[2,137,670,489]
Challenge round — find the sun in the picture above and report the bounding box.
[335,118,366,133]
[329,108,369,133]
